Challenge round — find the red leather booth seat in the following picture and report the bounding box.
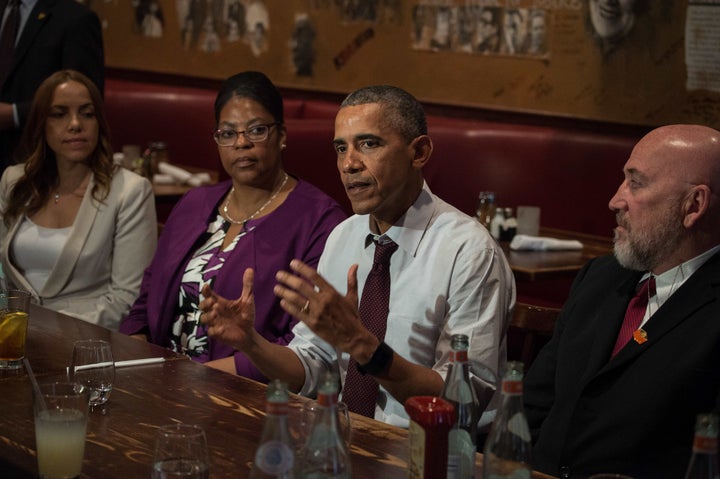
[105,78,216,169]
[282,119,350,213]
[104,78,311,176]
[104,77,640,238]
[424,121,637,237]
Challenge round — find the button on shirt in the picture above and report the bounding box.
[288,183,516,427]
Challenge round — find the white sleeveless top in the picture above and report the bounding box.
[10,217,71,292]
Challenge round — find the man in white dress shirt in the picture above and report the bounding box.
[201,85,515,427]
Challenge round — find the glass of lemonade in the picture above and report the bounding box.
[152,423,209,479]
[0,289,32,369]
[34,381,89,479]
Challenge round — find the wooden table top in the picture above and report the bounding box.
[502,228,613,282]
[0,305,556,479]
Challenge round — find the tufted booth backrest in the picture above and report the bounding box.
[104,77,641,238]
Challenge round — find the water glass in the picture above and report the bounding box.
[0,289,32,369]
[70,339,115,406]
[152,423,209,479]
[301,399,352,449]
[34,381,89,479]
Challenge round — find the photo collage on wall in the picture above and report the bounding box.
[127,0,271,57]
[173,0,270,56]
[411,2,549,59]
[128,0,321,76]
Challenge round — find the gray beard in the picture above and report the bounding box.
[613,219,685,272]
[614,238,653,271]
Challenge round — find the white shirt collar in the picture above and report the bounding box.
[365,181,435,257]
[643,244,720,320]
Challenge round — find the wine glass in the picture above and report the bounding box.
[152,423,209,479]
[70,339,115,406]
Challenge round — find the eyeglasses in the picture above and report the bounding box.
[212,122,279,146]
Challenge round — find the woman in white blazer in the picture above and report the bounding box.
[0,70,157,330]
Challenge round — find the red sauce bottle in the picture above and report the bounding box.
[405,396,456,479]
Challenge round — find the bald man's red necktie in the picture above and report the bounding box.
[611,276,656,358]
[0,0,19,88]
[342,239,398,418]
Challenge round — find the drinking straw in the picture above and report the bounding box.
[66,357,166,373]
[24,358,46,410]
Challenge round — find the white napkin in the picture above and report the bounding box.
[158,162,192,183]
[188,172,211,186]
[509,234,583,251]
[156,162,211,186]
[152,174,175,184]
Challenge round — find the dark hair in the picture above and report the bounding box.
[340,85,427,143]
[214,71,284,125]
[4,70,114,227]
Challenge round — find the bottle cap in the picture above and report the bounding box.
[404,396,456,427]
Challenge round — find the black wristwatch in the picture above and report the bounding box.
[357,341,394,376]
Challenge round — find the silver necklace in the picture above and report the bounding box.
[222,172,288,227]
[53,173,91,204]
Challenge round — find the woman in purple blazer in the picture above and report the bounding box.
[120,71,346,381]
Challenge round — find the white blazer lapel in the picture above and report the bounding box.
[41,176,98,297]
[2,216,40,299]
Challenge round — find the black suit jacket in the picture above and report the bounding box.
[0,0,104,169]
[525,253,720,478]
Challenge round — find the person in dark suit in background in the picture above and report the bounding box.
[524,124,720,478]
[0,0,104,172]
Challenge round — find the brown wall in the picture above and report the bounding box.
[94,1,719,129]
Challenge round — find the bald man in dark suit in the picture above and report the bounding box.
[0,0,104,172]
[525,124,720,478]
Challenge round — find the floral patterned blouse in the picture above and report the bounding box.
[168,214,257,359]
